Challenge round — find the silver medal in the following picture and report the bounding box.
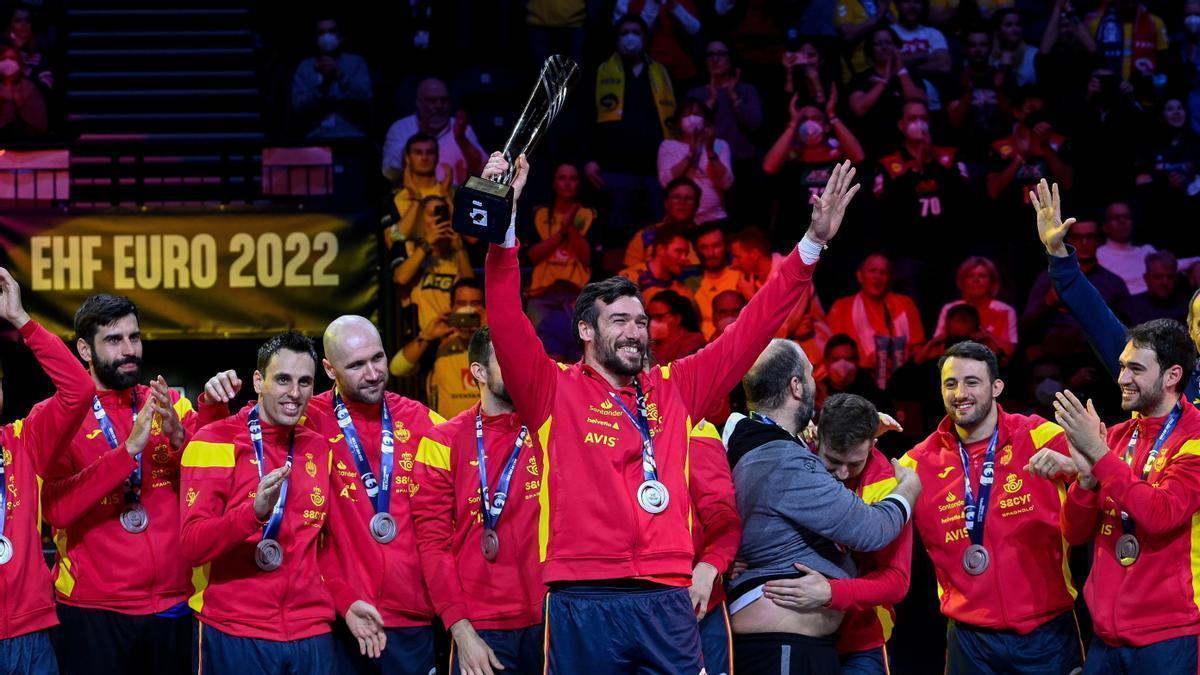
[120,503,149,534]
[1116,534,1140,566]
[481,528,500,561]
[636,480,670,514]
[962,544,990,575]
[369,512,397,544]
[0,535,12,565]
[255,538,283,572]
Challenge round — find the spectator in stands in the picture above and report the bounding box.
[815,333,892,412]
[290,17,372,139]
[778,284,833,373]
[390,278,486,420]
[587,14,675,240]
[1088,0,1169,92]
[915,303,1000,364]
[612,0,703,83]
[648,289,706,365]
[620,225,693,304]
[991,8,1040,86]
[848,27,928,151]
[783,38,839,111]
[657,98,733,224]
[689,224,742,340]
[834,0,896,75]
[946,24,1011,159]
[763,94,866,195]
[624,176,700,269]
[386,132,452,242]
[526,162,596,361]
[1071,67,1148,204]
[382,77,486,186]
[729,226,785,297]
[986,87,1073,203]
[1038,0,1099,111]
[1120,250,1192,323]
[1021,217,1129,355]
[5,3,51,91]
[392,195,473,331]
[932,256,1018,362]
[525,0,587,67]
[1169,0,1200,134]
[710,289,747,339]
[1135,97,1200,250]
[689,39,762,190]
[891,0,952,103]
[827,253,926,389]
[1097,200,1156,293]
[0,43,46,141]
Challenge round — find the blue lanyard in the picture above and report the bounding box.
[248,405,294,541]
[1120,403,1183,534]
[93,391,141,503]
[475,414,528,531]
[332,390,394,514]
[608,379,658,482]
[957,427,1000,547]
[750,411,778,427]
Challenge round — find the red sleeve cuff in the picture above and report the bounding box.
[1091,451,1129,486]
[826,579,853,611]
[326,579,358,617]
[700,553,730,576]
[441,603,469,630]
[17,319,40,339]
[1068,481,1101,507]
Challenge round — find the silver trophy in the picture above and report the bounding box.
[454,55,580,243]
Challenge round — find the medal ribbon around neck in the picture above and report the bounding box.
[248,405,295,543]
[957,426,1000,548]
[475,413,528,531]
[332,390,394,516]
[93,390,142,505]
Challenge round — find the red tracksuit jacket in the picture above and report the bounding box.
[179,404,334,640]
[305,389,442,627]
[833,447,913,655]
[0,321,94,640]
[900,407,1077,633]
[411,403,545,630]
[687,420,741,613]
[485,243,815,584]
[1061,399,1200,647]
[43,380,219,614]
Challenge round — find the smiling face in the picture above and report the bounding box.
[941,356,1004,431]
[1116,342,1180,413]
[553,164,580,201]
[960,264,994,301]
[581,295,650,377]
[323,321,388,406]
[1164,98,1188,129]
[254,349,316,427]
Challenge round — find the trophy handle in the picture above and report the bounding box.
[494,55,580,184]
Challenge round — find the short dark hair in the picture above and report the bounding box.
[404,132,438,156]
[74,294,139,345]
[743,340,807,411]
[824,333,859,360]
[818,393,879,454]
[615,13,650,35]
[945,303,982,329]
[650,223,687,251]
[938,340,1000,382]
[648,290,700,333]
[665,176,701,202]
[451,277,484,305]
[729,226,772,256]
[1127,319,1195,391]
[467,325,493,368]
[257,331,319,374]
[573,276,643,347]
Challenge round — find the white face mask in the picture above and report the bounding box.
[1187,15,1200,33]
[829,359,857,384]
[317,33,340,53]
[680,114,705,134]
[0,59,18,78]
[798,120,825,145]
[904,119,930,142]
[619,32,643,55]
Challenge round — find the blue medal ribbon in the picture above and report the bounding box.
[957,427,1000,548]
[93,391,141,504]
[332,390,394,515]
[475,413,528,531]
[247,405,294,542]
[608,379,658,483]
[1119,403,1183,536]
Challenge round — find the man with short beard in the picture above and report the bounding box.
[203,315,446,673]
[690,224,742,340]
[1034,319,1200,672]
[899,341,1082,674]
[44,294,218,675]
[411,326,546,675]
[484,150,861,673]
[724,344,918,674]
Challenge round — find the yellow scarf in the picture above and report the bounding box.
[595,53,675,137]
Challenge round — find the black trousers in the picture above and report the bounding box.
[55,604,190,675]
[733,632,839,675]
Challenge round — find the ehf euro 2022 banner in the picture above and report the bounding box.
[0,210,379,339]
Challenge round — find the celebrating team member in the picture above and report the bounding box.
[0,268,94,675]
[411,327,545,675]
[760,394,913,675]
[1043,320,1200,673]
[43,295,214,675]
[179,332,338,673]
[483,149,860,673]
[900,341,1082,674]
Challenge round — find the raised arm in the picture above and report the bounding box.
[671,161,861,418]
[481,152,558,428]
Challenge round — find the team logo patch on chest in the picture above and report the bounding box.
[394,422,411,444]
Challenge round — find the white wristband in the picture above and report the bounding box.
[502,214,517,248]
[882,493,912,523]
[797,234,825,265]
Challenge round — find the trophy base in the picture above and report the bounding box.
[453,177,513,244]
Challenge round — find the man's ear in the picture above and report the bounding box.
[76,338,92,365]
[253,370,265,395]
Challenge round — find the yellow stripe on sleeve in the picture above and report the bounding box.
[414,437,451,472]
[689,419,722,441]
[1030,421,1065,449]
[180,441,235,469]
[1191,512,1200,614]
[174,396,195,419]
[861,478,899,505]
[428,409,447,426]
[898,453,918,471]
[1177,439,1200,457]
[538,416,554,563]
